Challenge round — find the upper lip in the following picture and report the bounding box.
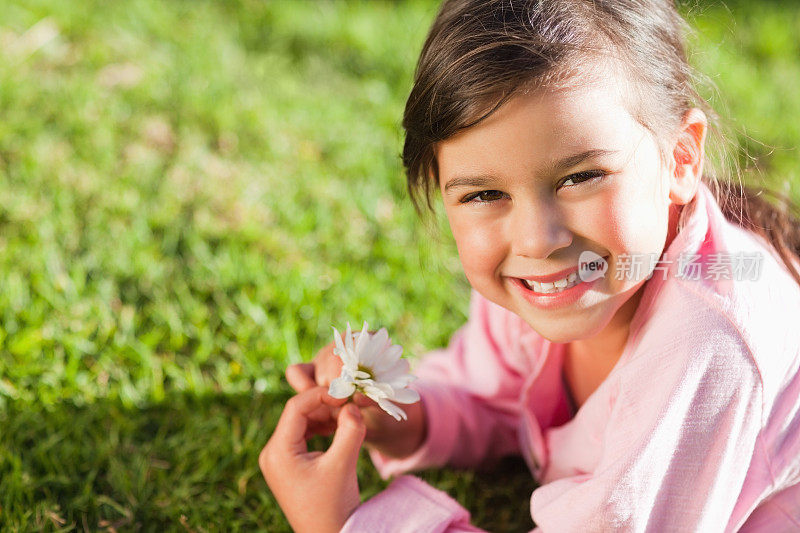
[514,256,608,283]
[516,265,579,283]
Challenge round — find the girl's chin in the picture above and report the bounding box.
[515,296,621,341]
[517,315,603,344]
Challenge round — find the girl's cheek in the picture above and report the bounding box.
[450,215,506,273]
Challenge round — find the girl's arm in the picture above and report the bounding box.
[341,475,493,533]
[368,289,531,479]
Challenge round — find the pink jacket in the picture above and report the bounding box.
[341,181,800,532]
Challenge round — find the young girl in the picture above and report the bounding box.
[259,0,800,531]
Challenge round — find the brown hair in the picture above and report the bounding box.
[401,0,800,286]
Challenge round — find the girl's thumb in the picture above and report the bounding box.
[285,363,316,392]
[327,403,366,465]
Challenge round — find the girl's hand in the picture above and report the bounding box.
[285,339,384,437]
[285,338,346,391]
[285,342,427,459]
[259,386,366,533]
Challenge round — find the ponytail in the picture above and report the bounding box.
[711,180,800,286]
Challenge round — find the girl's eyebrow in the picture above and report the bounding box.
[550,148,620,173]
[443,148,620,194]
[443,174,498,194]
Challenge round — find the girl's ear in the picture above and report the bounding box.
[668,108,707,205]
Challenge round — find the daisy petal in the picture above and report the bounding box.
[332,326,346,359]
[354,321,369,360]
[374,359,410,381]
[344,322,354,355]
[372,327,390,350]
[373,365,410,386]
[371,344,403,374]
[372,382,395,397]
[380,371,415,389]
[385,375,416,390]
[391,387,420,404]
[362,328,389,367]
[328,377,356,399]
[376,398,408,421]
[362,383,390,401]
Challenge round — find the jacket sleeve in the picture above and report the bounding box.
[529,307,764,532]
[340,475,489,533]
[369,290,529,479]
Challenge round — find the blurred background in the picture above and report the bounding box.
[0,0,798,530]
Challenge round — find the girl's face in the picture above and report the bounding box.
[436,76,682,343]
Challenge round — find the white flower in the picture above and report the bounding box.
[327,322,420,421]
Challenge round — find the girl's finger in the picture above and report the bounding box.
[305,404,339,437]
[352,392,377,408]
[324,403,366,469]
[305,421,336,440]
[285,363,316,392]
[273,387,348,455]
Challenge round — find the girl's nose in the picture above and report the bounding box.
[509,200,572,259]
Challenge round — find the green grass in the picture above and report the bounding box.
[0,0,798,531]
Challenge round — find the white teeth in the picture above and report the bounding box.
[520,271,582,294]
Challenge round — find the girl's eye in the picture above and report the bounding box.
[459,171,606,204]
[461,190,507,204]
[560,170,606,188]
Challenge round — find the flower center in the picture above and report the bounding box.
[357,364,374,380]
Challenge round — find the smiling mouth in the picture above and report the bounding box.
[516,255,610,294]
[519,272,582,294]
